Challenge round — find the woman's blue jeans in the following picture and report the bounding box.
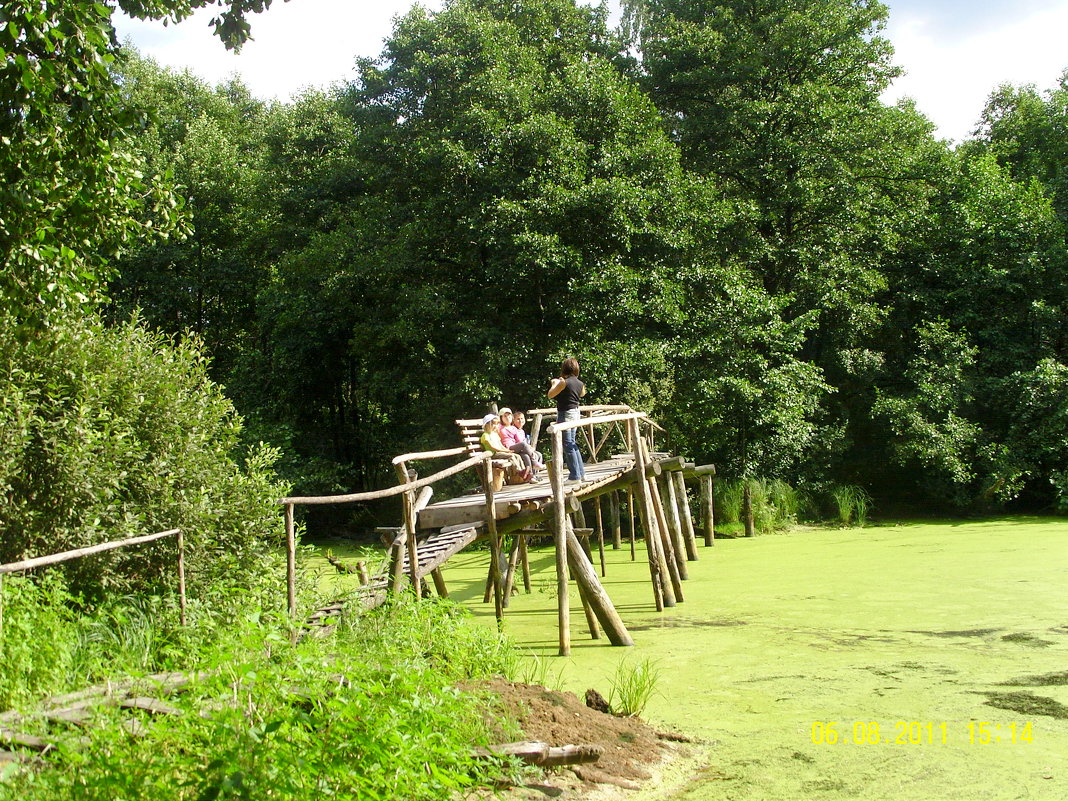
[558,408,585,480]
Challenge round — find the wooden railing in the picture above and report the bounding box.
[278,450,495,618]
[526,404,664,460]
[0,529,186,631]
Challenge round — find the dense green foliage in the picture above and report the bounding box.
[1,1,289,591]
[1,580,518,799]
[6,0,1068,588]
[96,0,1068,516]
[0,312,285,595]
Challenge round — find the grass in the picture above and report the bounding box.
[0,580,520,800]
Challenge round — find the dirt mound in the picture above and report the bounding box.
[476,678,682,795]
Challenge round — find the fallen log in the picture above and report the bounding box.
[474,741,602,767]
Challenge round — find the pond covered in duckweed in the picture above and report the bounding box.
[311,517,1068,800]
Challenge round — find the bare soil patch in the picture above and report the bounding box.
[471,678,690,798]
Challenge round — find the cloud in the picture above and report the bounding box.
[114,0,443,100]
[882,2,1068,142]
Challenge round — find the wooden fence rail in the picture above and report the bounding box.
[0,529,186,633]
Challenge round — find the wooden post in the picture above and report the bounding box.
[357,560,370,585]
[390,531,406,594]
[660,475,688,580]
[550,429,570,656]
[743,480,756,537]
[572,528,601,640]
[503,536,522,607]
[285,503,296,618]
[395,464,421,594]
[431,568,449,598]
[628,421,668,610]
[531,412,545,450]
[609,491,622,550]
[483,469,503,626]
[702,473,716,546]
[177,529,187,627]
[564,518,633,646]
[627,486,636,560]
[519,535,532,593]
[648,474,684,603]
[641,440,682,603]
[674,471,699,560]
[574,500,587,529]
[593,497,606,576]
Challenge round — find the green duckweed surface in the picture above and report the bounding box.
[312,518,1068,800]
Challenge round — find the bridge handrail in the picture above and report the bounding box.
[279,451,491,506]
[546,410,647,434]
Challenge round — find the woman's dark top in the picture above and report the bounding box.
[555,376,584,412]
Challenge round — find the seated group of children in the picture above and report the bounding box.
[480,408,545,483]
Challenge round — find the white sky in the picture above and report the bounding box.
[114,0,1068,144]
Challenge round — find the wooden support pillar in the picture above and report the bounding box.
[481,462,504,626]
[431,568,448,598]
[641,440,683,603]
[674,471,699,560]
[702,473,715,546]
[628,421,669,610]
[648,475,685,602]
[593,497,606,577]
[390,531,406,594]
[660,475,689,580]
[519,535,532,593]
[550,430,570,656]
[627,486,636,561]
[609,491,622,550]
[574,500,587,529]
[503,536,522,607]
[572,524,601,641]
[564,518,632,646]
[395,464,421,595]
[285,503,296,618]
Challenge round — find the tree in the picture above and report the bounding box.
[236,0,708,488]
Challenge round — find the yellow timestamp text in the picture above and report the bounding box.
[810,720,1034,745]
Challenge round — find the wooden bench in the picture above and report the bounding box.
[456,417,525,491]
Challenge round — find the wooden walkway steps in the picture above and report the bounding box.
[302,523,481,634]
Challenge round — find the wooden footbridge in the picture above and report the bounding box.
[280,406,716,655]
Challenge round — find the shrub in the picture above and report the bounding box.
[0,312,287,598]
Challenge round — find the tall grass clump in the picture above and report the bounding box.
[608,657,661,717]
[830,485,872,527]
[716,479,744,524]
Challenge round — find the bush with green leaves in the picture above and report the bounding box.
[0,312,287,598]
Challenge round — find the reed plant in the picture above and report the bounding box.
[608,657,661,717]
[830,485,872,527]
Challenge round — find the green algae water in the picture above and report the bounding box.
[430,518,1068,800]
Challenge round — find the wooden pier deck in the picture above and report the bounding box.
[416,455,637,531]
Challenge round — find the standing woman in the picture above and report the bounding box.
[548,357,586,481]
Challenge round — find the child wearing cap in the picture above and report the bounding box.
[499,408,542,480]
